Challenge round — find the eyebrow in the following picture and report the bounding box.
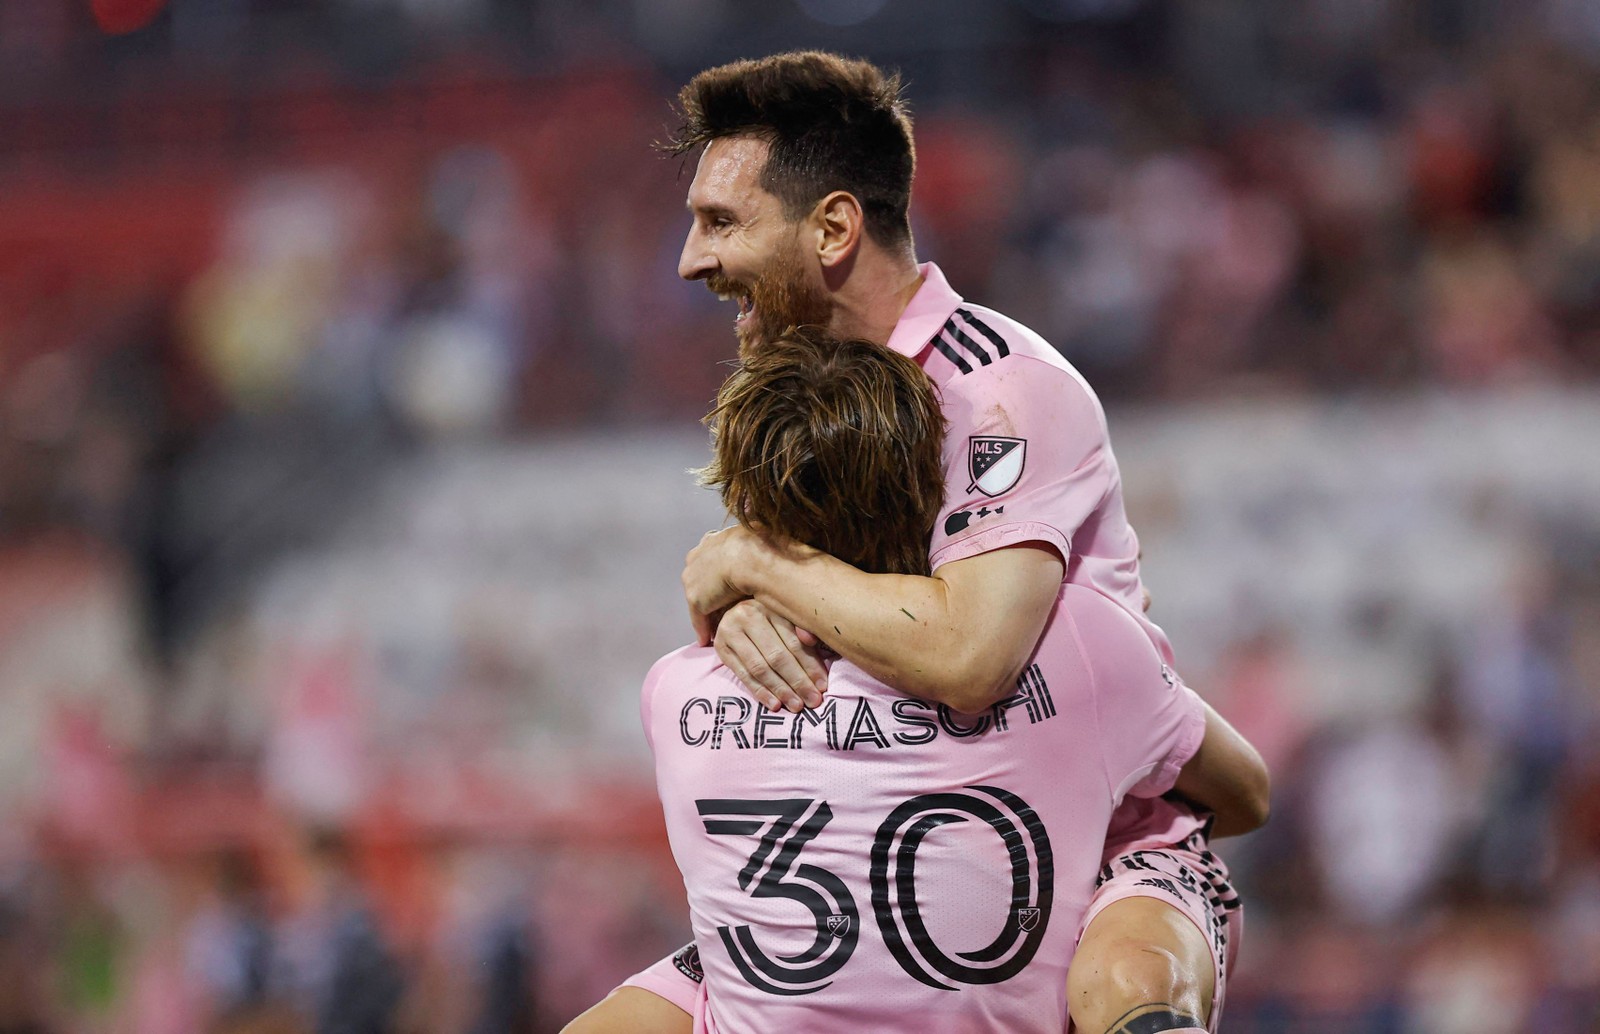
[687,199,739,220]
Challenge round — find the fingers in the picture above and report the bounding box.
[768,613,828,696]
[716,632,802,712]
[683,530,745,639]
[715,602,828,713]
[691,604,715,647]
[719,653,785,713]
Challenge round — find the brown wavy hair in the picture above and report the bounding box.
[701,328,946,577]
[665,50,915,249]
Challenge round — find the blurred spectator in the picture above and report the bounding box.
[184,850,274,1023]
[276,829,403,1034]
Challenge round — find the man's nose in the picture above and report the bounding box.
[679,230,716,281]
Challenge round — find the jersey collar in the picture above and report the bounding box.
[885,262,963,359]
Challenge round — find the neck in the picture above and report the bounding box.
[827,247,924,347]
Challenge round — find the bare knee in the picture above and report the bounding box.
[1068,901,1212,1032]
[1114,940,1194,1001]
[1074,939,1203,1027]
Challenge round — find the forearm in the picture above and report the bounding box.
[740,544,1050,712]
[1171,703,1271,838]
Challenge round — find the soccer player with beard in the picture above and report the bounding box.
[566,53,1268,1034]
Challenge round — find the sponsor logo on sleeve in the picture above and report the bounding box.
[943,505,1005,536]
[968,436,1026,497]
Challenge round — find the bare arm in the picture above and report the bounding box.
[562,987,691,1034]
[685,525,1063,714]
[1171,702,1271,838]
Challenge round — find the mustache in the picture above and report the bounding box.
[705,274,749,298]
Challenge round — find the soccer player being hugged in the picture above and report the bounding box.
[567,331,1260,1033]
[570,52,1269,1034]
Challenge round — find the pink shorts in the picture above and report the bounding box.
[1079,829,1242,1033]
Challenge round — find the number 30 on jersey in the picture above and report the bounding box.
[696,786,1054,995]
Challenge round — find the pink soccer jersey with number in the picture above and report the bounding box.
[641,583,1207,1034]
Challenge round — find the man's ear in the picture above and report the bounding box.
[813,191,864,268]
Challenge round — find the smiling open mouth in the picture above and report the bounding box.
[714,286,755,324]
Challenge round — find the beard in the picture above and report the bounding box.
[708,241,834,356]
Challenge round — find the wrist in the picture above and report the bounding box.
[739,529,821,600]
[732,528,777,597]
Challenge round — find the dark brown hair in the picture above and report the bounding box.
[701,327,945,577]
[667,51,915,249]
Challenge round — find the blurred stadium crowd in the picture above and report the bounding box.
[2,0,1600,1030]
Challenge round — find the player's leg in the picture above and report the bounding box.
[1066,895,1212,1033]
[561,987,692,1034]
[1068,836,1240,1034]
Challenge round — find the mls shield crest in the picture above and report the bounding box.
[826,914,851,938]
[1016,907,1041,932]
[968,436,1026,497]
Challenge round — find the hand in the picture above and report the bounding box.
[714,600,828,712]
[683,526,760,645]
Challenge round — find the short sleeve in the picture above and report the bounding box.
[639,653,675,755]
[1060,586,1206,807]
[618,942,702,1014]
[1114,684,1206,802]
[928,357,1113,572]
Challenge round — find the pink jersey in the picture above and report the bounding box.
[641,583,1206,1034]
[886,262,1170,664]
[887,263,1207,854]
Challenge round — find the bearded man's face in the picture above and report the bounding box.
[679,136,834,353]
